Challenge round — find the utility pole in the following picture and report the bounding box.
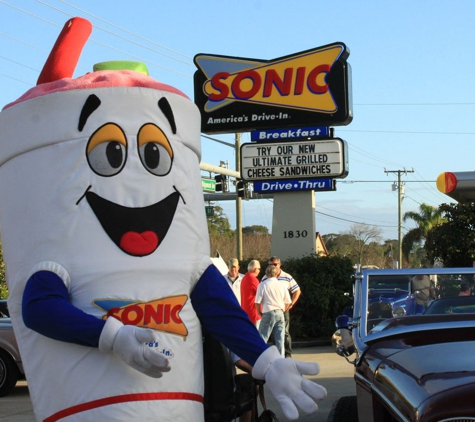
[199,135,243,260]
[235,133,243,260]
[385,168,414,268]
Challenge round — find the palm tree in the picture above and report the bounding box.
[402,203,444,262]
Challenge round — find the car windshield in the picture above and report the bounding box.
[354,268,475,345]
[368,275,411,292]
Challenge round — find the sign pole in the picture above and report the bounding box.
[271,191,316,259]
[236,133,243,260]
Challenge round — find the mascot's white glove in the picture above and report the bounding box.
[252,346,327,420]
[99,317,171,378]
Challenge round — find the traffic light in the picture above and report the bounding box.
[436,171,475,203]
[214,174,227,192]
[236,180,246,198]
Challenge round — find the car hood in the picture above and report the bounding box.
[373,341,475,419]
[369,290,409,303]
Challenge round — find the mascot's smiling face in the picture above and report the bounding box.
[79,93,182,257]
[0,70,208,271]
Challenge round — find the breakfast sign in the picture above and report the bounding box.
[193,43,352,134]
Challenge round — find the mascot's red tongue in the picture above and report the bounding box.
[120,231,159,256]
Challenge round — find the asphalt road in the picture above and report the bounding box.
[0,345,355,422]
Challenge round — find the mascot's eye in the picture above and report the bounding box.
[86,124,127,176]
[138,124,173,176]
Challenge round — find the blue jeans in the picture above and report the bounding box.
[258,309,285,356]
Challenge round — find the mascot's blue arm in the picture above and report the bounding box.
[22,265,269,365]
[191,264,269,366]
[22,270,105,347]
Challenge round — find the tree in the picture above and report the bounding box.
[242,225,268,235]
[323,231,398,268]
[206,204,233,238]
[323,233,357,258]
[402,203,444,264]
[346,224,382,265]
[365,239,398,269]
[425,202,475,267]
[0,242,7,299]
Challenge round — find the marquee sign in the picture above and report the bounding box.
[194,43,352,134]
[240,138,348,182]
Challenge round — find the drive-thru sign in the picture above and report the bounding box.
[240,138,348,182]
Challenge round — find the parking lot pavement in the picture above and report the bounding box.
[0,345,354,422]
[262,345,356,421]
[0,381,34,421]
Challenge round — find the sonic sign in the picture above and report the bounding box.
[194,43,352,134]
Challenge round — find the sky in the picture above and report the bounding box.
[1,0,474,242]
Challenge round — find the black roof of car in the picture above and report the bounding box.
[0,300,9,318]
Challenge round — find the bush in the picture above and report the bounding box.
[277,255,354,340]
[0,243,6,299]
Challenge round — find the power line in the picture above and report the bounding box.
[0,73,32,86]
[340,180,435,183]
[316,210,397,228]
[0,55,41,73]
[39,0,194,66]
[316,204,395,225]
[0,0,193,78]
[339,129,475,135]
[55,0,193,60]
[355,102,475,106]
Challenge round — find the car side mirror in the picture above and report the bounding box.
[336,314,351,330]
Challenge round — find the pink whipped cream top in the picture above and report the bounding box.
[3,70,189,110]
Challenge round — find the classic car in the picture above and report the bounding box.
[333,273,423,352]
[329,267,475,422]
[0,301,24,397]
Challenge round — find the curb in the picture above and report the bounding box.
[293,340,332,348]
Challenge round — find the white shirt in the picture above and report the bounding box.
[261,269,300,296]
[255,276,291,313]
[226,273,244,304]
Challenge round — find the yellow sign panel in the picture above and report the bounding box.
[197,45,344,113]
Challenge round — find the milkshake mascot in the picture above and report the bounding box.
[0,18,326,421]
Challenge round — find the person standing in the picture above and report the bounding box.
[459,282,471,296]
[240,260,262,328]
[262,256,301,358]
[411,274,436,308]
[255,265,292,357]
[226,258,244,304]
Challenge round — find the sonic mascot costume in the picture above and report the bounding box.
[0,18,326,421]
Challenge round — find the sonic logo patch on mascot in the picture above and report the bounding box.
[0,17,327,422]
